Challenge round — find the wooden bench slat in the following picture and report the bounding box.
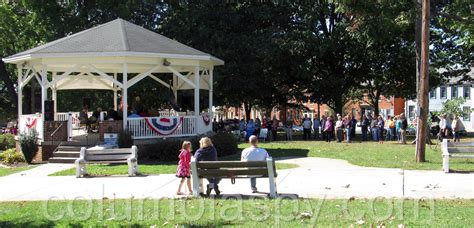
[86,150,133,155]
[197,168,270,178]
[447,148,474,153]
[85,154,133,161]
[450,154,474,158]
[447,142,474,147]
[197,161,268,169]
[84,160,129,164]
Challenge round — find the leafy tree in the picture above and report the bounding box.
[441,97,472,119]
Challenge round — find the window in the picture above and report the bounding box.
[463,107,471,121]
[451,86,458,98]
[408,105,415,120]
[463,86,470,99]
[440,87,447,99]
[429,89,437,99]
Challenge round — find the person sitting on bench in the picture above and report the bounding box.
[194,137,221,196]
[241,135,269,193]
[79,106,91,131]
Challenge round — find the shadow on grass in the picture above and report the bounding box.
[204,193,300,200]
[0,221,241,227]
[448,169,474,174]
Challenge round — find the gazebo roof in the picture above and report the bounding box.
[3,18,223,65]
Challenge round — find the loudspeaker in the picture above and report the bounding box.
[83,97,91,109]
[44,100,54,121]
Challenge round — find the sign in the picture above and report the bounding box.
[104,133,118,146]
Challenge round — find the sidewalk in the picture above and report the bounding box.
[0,157,472,201]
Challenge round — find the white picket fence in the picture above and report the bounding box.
[127,116,197,139]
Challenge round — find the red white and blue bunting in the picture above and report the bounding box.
[145,117,183,135]
[202,113,210,126]
[26,117,37,129]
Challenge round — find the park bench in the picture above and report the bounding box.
[441,139,474,173]
[75,146,138,177]
[190,157,278,198]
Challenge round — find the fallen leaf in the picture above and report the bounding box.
[398,224,406,228]
[377,223,386,228]
[356,219,365,225]
[162,221,168,226]
[325,187,331,190]
[343,184,350,188]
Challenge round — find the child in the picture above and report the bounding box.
[176,141,193,195]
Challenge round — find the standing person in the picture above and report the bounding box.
[176,141,193,195]
[313,116,320,140]
[254,118,261,136]
[389,116,396,141]
[371,115,379,141]
[377,116,385,144]
[241,135,270,193]
[439,114,447,141]
[335,116,344,143]
[320,115,327,141]
[361,115,369,141]
[385,115,393,141]
[350,115,357,140]
[194,137,221,196]
[400,113,408,144]
[324,116,333,142]
[395,116,402,142]
[367,114,373,139]
[284,119,293,141]
[302,116,312,140]
[266,117,273,142]
[239,119,246,133]
[344,115,352,143]
[246,119,255,141]
[272,116,278,141]
[452,115,461,142]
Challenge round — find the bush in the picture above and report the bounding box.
[139,132,238,162]
[18,130,38,164]
[0,134,16,151]
[118,129,133,148]
[0,148,25,164]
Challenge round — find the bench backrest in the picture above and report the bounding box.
[442,139,474,155]
[80,146,137,162]
[191,157,276,179]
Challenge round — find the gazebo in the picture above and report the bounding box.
[3,18,223,141]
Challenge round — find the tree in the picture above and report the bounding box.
[441,97,472,119]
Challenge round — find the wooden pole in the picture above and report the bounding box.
[416,0,430,163]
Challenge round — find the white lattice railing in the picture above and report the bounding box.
[127,116,197,139]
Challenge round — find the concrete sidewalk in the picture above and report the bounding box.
[0,157,472,201]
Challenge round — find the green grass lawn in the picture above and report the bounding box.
[253,140,474,171]
[0,165,36,177]
[0,198,472,227]
[49,162,299,176]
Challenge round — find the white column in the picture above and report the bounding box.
[40,65,47,120]
[52,72,57,117]
[122,64,128,130]
[172,74,178,102]
[113,73,118,110]
[17,66,23,116]
[209,68,213,118]
[194,67,200,116]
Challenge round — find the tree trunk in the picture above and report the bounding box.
[0,60,18,109]
[373,90,380,117]
[243,102,252,121]
[333,97,344,116]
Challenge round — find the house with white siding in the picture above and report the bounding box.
[406,71,474,131]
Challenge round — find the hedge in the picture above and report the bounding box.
[138,132,238,162]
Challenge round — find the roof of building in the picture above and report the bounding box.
[3,18,223,64]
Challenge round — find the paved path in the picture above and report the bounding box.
[0,157,472,201]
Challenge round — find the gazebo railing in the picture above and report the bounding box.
[55,112,85,129]
[127,116,197,139]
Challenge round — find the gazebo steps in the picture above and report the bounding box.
[53,151,80,158]
[49,157,77,164]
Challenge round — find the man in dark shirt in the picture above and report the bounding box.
[400,113,408,144]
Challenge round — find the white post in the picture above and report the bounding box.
[113,72,118,110]
[52,72,57,118]
[122,64,128,130]
[266,157,277,198]
[40,65,47,121]
[67,112,72,141]
[190,157,200,197]
[209,68,213,119]
[194,67,200,116]
[172,74,178,102]
[17,66,23,116]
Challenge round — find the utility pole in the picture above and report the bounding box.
[416,0,430,162]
